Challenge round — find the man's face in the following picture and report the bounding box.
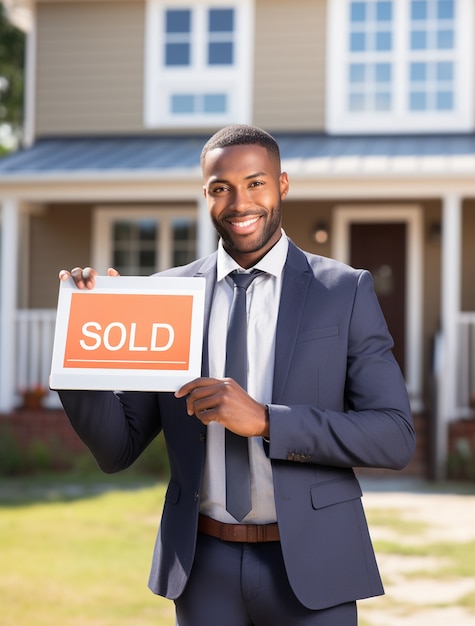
[202,144,289,268]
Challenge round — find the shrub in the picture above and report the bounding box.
[0,423,24,475]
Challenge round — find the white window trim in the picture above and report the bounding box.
[332,205,423,412]
[326,0,474,134]
[93,206,197,274]
[144,0,254,128]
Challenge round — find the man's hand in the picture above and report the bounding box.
[175,377,269,438]
[58,267,120,289]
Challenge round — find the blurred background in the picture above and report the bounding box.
[0,1,474,624]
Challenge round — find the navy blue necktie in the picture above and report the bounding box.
[225,270,262,521]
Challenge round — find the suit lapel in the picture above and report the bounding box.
[190,243,312,393]
[273,242,312,403]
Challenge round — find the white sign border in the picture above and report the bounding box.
[49,276,205,392]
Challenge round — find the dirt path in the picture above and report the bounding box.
[358,480,475,626]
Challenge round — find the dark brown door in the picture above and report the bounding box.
[350,222,406,375]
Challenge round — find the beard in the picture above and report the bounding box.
[211,203,282,259]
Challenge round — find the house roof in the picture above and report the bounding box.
[2,134,475,182]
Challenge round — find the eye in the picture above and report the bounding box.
[249,180,264,188]
[210,185,228,194]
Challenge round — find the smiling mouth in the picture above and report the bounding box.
[229,216,260,229]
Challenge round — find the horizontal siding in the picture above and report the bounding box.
[462,200,475,311]
[29,204,93,308]
[35,0,327,136]
[36,2,145,136]
[253,0,326,131]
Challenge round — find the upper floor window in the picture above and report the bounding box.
[145,0,253,128]
[93,208,197,275]
[327,0,473,133]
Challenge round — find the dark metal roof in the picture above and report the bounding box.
[0,136,206,174]
[1,133,475,177]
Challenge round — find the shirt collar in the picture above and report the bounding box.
[217,230,289,282]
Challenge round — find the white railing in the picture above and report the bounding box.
[15,309,61,408]
[456,312,475,417]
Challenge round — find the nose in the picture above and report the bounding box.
[231,186,252,211]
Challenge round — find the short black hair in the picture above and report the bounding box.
[200,124,281,169]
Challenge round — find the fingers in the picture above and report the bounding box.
[70,266,97,289]
[57,266,96,289]
[57,266,120,289]
[175,377,267,436]
[175,378,224,416]
[58,269,70,281]
[175,377,218,398]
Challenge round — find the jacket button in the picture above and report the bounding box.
[194,491,200,501]
[199,433,205,443]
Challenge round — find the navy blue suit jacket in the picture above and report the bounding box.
[59,239,415,610]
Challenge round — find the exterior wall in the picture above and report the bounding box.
[28,204,93,308]
[253,0,326,131]
[35,1,145,136]
[34,0,327,136]
[282,199,332,258]
[462,200,475,311]
[421,200,442,405]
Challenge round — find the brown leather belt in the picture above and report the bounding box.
[198,514,280,543]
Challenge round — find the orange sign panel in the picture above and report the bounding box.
[64,292,193,370]
[50,276,205,391]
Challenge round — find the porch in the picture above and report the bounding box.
[9,307,475,411]
[1,307,474,479]
[3,134,475,480]
[11,309,61,410]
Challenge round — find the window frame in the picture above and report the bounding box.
[93,206,197,274]
[144,0,253,128]
[326,0,474,133]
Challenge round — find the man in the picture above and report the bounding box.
[58,125,415,625]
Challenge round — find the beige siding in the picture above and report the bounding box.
[462,201,475,311]
[29,204,93,308]
[34,0,327,135]
[36,2,145,136]
[253,0,326,131]
[421,200,442,399]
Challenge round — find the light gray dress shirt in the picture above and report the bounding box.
[199,232,289,524]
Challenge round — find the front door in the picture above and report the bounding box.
[350,222,406,375]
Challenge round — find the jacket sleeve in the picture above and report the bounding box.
[267,270,415,470]
[59,390,161,473]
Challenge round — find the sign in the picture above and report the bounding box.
[49,276,205,391]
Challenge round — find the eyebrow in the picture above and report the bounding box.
[245,171,268,180]
[208,171,269,186]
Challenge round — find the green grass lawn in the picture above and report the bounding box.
[4,472,475,626]
[0,472,175,626]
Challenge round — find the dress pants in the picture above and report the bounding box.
[174,532,358,626]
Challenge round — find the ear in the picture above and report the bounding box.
[279,172,289,200]
[203,186,207,199]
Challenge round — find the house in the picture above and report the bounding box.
[1,0,475,479]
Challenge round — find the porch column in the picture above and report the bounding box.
[436,193,462,479]
[0,197,20,412]
[197,193,216,258]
